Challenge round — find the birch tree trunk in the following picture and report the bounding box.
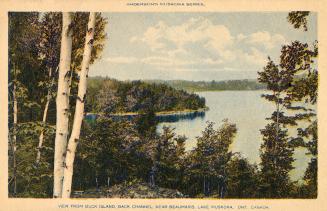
[12,67,18,196]
[36,67,56,166]
[53,12,73,198]
[61,12,96,198]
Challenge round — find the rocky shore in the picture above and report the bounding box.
[72,182,185,198]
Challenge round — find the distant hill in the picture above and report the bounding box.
[145,79,266,92]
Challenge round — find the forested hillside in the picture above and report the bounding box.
[146,79,266,92]
[86,77,206,114]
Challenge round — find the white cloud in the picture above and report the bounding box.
[203,58,223,65]
[106,55,196,67]
[141,56,194,66]
[125,17,287,71]
[106,56,138,64]
[237,33,246,41]
[242,47,268,66]
[129,36,138,43]
[246,31,286,50]
[132,17,233,52]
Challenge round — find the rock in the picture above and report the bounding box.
[72,181,185,198]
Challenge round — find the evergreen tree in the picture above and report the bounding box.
[184,120,237,197]
[135,107,157,139]
[225,155,259,198]
[280,40,318,197]
[257,34,317,198]
[300,121,317,198]
[283,15,318,197]
[73,117,152,190]
[153,126,186,189]
[258,58,296,198]
[259,11,319,198]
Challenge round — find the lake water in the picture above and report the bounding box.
[157,90,312,181]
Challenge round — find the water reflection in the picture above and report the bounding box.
[156,111,206,123]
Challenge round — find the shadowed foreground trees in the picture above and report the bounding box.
[72,119,260,198]
[184,120,236,197]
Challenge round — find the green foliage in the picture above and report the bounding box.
[147,79,266,92]
[73,118,259,199]
[258,38,318,198]
[258,123,295,198]
[8,12,108,197]
[135,107,157,139]
[86,78,206,114]
[287,11,310,31]
[182,120,238,197]
[9,12,44,123]
[258,57,296,198]
[71,12,107,71]
[38,13,61,71]
[298,120,317,198]
[8,12,43,197]
[225,156,259,198]
[73,118,152,189]
[9,121,55,197]
[152,126,186,189]
[281,41,318,104]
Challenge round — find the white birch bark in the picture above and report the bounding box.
[12,68,17,195]
[61,12,96,198]
[53,12,73,198]
[36,67,56,165]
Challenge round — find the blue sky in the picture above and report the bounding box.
[90,12,317,81]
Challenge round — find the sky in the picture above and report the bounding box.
[90,12,317,81]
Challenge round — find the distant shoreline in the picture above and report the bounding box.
[86,107,209,118]
[193,89,266,92]
[88,77,266,93]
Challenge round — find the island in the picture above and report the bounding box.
[86,77,207,118]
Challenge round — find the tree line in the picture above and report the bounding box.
[146,79,266,92]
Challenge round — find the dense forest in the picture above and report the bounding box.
[8,11,317,199]
[146,79,266,92]
[86,77,206,114]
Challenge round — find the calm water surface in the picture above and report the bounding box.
[157,91,311,181]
